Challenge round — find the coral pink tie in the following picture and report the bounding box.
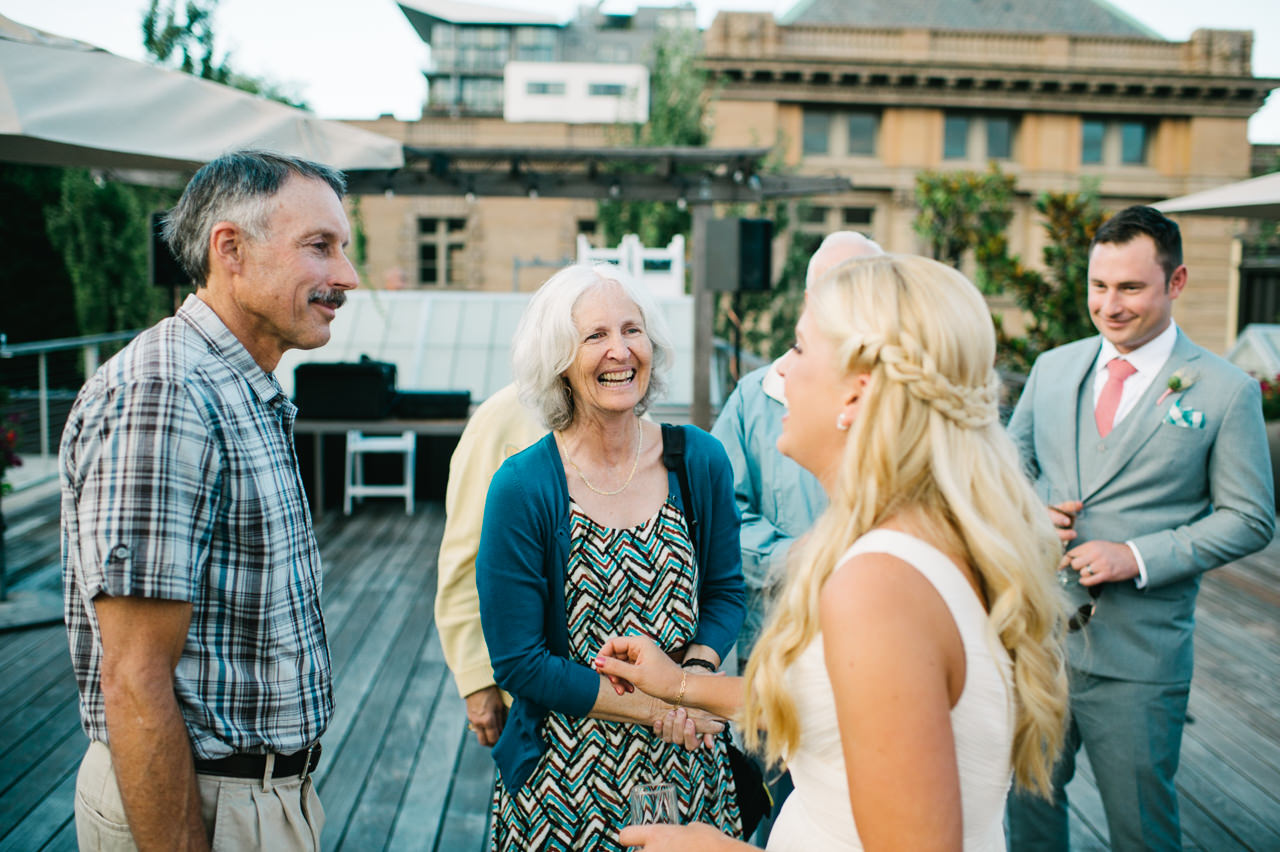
[1095,357,1137,438]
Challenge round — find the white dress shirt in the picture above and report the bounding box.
[1091,320,1178,426]
[1088,320,1179,588]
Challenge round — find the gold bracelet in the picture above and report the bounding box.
[674,670,688,708]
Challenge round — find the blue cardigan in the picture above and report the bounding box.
[476,425,746,792]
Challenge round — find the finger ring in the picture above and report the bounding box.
[1084,567,1093,575]
[467,723,476,731]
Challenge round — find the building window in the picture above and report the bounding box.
[459,78,503,112]
[802,109,880,157]
[418,217,467,287]
[803,113,830,155]
[429,77,455,111]
[1120,121,1149,165]
[1081,120,1105,164]
[843,207,874,228]
[454,27,509,73]
[800,205,828,225]
[597,44,632,63]
[846,112,878,156]
[794,203,878,248]
[943,115,970,159]
[588,83,627,97]
[526,81,565,95]
[944,113,1017,161]
[515,27,556,62]
[986,117,1013,160]
[1082,119,1151,166]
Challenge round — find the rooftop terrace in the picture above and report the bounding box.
[0,489,1276,850]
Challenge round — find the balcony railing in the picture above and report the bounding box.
[0,330,141,489]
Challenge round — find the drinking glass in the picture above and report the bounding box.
[1048,487,1080,589]
[629,782,678,825]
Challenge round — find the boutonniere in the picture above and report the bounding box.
[1156,369,1197,406]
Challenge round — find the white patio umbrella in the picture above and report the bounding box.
[1155,172,1280,220]
[0,14,404,172]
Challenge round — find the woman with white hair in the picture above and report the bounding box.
[596,255,1069,851]
[476,263,747,850]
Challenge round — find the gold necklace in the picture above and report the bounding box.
[564,419,643,497]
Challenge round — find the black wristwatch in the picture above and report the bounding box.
[681,657,717,672]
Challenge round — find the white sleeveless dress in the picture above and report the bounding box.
[767,530,1014,852]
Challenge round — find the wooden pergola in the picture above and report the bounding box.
[347,146,852,427]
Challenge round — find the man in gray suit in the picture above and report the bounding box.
[1005,205,1274,851]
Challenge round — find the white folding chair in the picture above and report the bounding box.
[343,430,416,516]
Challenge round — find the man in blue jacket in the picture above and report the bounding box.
[711,230,882,842]
[712,230,883,666]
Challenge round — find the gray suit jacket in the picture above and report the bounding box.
[1008,331,1274,684]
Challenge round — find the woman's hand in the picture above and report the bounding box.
[618,822,746,850]
[594,634,684,701]
[654,706,724,751]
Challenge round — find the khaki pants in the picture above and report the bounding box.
[75,740,324,851]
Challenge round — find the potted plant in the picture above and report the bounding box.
[1262,374,1280,512]
[0,390,20,495]
[0,390,21,601]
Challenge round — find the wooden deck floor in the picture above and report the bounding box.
[0,488,1277,850]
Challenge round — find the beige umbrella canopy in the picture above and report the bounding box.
[0,14,404,172]
[1155,172,1280,220]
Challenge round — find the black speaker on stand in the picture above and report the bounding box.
[701,217,773,388]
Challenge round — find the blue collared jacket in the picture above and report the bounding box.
[711,363,827,658]
[476,425,745,792]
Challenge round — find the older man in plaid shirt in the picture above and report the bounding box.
[60,150,358,851]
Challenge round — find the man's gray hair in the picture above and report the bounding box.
[806,230,884,288]
[512,263,675,431]
[163,149,347,286]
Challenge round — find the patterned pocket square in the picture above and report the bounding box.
[1165,400,1205,429]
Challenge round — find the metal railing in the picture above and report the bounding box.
[0,329,141,473]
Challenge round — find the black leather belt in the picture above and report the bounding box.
[194,744,321,779]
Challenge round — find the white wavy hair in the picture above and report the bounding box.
[511,262,675,431]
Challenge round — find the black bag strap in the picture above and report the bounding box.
[660,423,698,543]
[661,429,768,831]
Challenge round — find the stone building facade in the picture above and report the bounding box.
[701,6,1275,351]
[351,1,1276,354]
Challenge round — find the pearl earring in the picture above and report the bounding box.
[836,414,849,432]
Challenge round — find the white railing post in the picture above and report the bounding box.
[37,352,49,460]
[83,343,99,385]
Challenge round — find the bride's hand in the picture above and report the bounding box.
[594,634,683,701]
[619,822,743,850]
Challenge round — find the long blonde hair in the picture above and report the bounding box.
[740,255,1068,795]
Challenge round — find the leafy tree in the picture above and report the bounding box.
[596,26,709,248]
[1243,152,1280,256]
[912,166,1104,373]
[913,165,1016,292]
[45,171,170,336]
[142,0,308,108]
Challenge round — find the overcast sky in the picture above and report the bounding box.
[3,0,1277,141]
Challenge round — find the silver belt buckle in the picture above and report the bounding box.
[300,744,316,783]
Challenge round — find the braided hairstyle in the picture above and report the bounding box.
[741,254,1068,795]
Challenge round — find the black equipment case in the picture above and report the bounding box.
[391,390,471,419]
[294,358,397,420]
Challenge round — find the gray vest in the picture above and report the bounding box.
[1076,357,1143,499]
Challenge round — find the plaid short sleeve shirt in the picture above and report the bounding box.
[61,295,332,759]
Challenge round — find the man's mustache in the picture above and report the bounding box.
[308,289,347,309]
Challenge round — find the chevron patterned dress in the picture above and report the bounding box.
[490,497,742,851]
